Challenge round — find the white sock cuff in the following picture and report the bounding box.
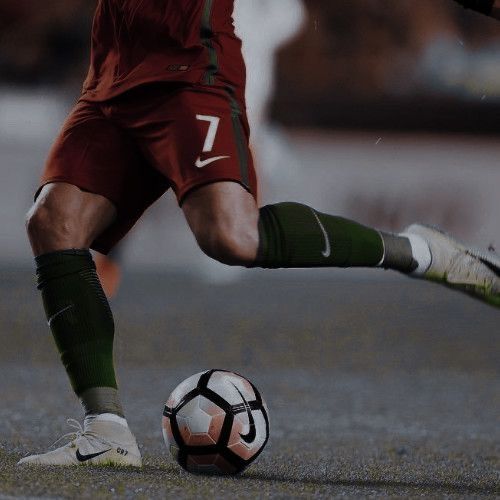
[86,413,129,428]
[402,233,432,276]
[376,230,385,267]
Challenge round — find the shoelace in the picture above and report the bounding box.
[49,418,111,450]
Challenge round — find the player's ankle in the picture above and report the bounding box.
[379,232,429,274]
[80,386,124,418]
[401,233,432,275]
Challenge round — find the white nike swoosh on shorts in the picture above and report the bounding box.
[195,155,231,169]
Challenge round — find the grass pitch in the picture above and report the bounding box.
[0,269,498,498]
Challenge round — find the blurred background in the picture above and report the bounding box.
[0,0,499,274]
[1,5,499,495]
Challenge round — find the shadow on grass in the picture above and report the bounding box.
[241,470,497,495]
[135,463,497,496]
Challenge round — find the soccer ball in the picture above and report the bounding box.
[162,369,269,475]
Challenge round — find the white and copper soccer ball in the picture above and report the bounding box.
[162,369,269,475]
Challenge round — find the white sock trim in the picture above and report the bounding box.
[86,413,129,428]
[402,233,432,276]
[376,230,385,267]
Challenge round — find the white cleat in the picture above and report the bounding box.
[17,414,142,467]
[403,224,500,308]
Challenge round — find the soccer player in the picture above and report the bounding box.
[94,0,306,291]
[20,0,499,467]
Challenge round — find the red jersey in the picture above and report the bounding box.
[82,0,246,103]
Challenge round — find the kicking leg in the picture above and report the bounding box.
[183,182,499,307]
[183,182,420,271]
[20,182,141,466]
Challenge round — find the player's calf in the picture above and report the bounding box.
[26,182,128,423]
[254,202,419,271]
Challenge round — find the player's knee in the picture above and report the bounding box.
[196,222,258,266]
[26,203,79,250]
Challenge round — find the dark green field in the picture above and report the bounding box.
[1,268,498,498]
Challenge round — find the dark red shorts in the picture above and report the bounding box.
[39,83,257,254]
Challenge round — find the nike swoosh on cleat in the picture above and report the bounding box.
[232,384,256,444]
[478,256,500,278]
[47,304,74,327]
[76,448,112,462]
[195,155,231,169]
[311,209,331,258]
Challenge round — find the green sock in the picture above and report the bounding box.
[256,202,402,269]
[35,249,123,416]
